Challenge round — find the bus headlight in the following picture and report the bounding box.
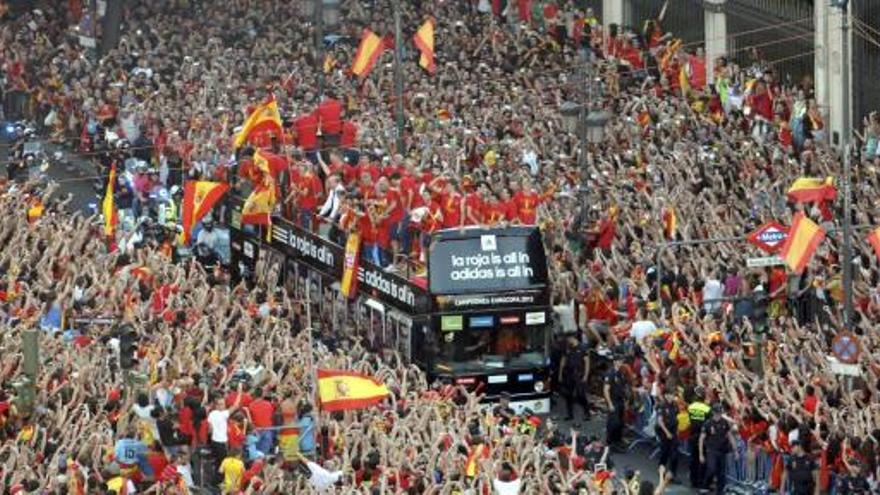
[534,381,545,393]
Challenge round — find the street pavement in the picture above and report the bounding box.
[551,396,694,494]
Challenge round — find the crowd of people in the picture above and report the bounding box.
[2,0,880,493]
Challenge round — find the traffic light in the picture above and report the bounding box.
[118,325,138,370]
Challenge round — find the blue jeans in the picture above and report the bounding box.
[256,430,275,455]
[299,208,313,231]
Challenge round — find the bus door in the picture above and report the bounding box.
[386,310,413,362]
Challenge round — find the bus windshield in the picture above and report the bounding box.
[434,326,546,374]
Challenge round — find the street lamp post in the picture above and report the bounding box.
[832,0,854,328]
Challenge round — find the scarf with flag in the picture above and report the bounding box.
[340,233,361,298]
[181,181,229,244]
[233,94,282,149]
[102,164,118,238]
[351,29,386,79]
[413,19,436,73]
[317,369,390,412]
[779,212,825,274]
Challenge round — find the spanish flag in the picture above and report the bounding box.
[252,149,288,178]
[351,29,386,79]
[662,206,677,240]
[660,38,682,71]
[413,19,435,73]
[867,227,880,264]
[102,164,118,238]
[787,177,837,204]
[779,212,825,274]
[317,369,390,412]
[241,176,277,226]
[340,233,361,298]
[233,94,283,149]
[465,442,489,478]
[181,181,229,244]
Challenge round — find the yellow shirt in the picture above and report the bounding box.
[220,457,245,493]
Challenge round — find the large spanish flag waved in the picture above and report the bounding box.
[241,176,277,226]
[413,19,435,73]
[779,212,825,274]
[351,29,385,79]
[233,94,283,149]
[787,177,837,204]
[102,164,118,237]
[181,181,229,244]
[317,369,390,412]
[867,227,880,264]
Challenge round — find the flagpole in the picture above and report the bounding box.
[305,278,321,457]
[392,0,405,153]
[839,0,854,329]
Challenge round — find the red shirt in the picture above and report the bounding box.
[147,452,169,479]
[463,193,484,225]
[803,395,818,414]
[248,399,275,429]
[512,191,541,224]
[317,98,343,135]
[296,172,324,210]
[341,120,358,148]
[225,392,254,409]
[441,193,462,228]
[359,213,377,244]
[294,113,319,150]
[483,201,505,225]
[597,218,616,249]
[423,201,443,233]
[385,189,405,224]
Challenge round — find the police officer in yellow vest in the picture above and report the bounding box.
[687,386,711,489]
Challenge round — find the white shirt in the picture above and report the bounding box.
[319,183,345,220]
[307,461,343,490]
[207,409,230,443]
[493,478,522,495]
[630,320,657,341]
[703,279,723,313]
[176,464,195,487]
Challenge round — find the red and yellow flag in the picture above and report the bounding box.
[867,227,880,264]
[465,443,489,478]
[317,369,390,412]
[181,181,229,244]
[779,212,825,274]
[102,164,118,237]
[241,176,277,226]
[787,177,837,204]
[340,233,361,298]
[413,19,435,73]
[233,94,283,149]
[351,29,386,79]
[662,206,677,240]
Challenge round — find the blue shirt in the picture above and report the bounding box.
[297,415,316,454]
[114,438,147,465]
